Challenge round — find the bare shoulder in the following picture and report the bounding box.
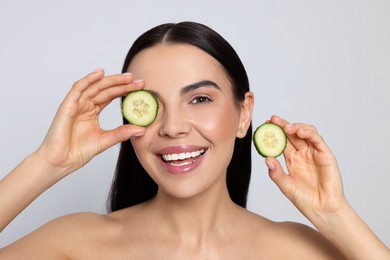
[0,211,120,259]
[239,210,345,259]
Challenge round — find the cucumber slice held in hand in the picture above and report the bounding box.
[122,90,158,127]
[253,122,287,158]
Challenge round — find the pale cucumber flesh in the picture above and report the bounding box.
[122,90,158,127]
[253,122,287,158]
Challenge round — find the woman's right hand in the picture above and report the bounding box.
[1,69,146,233]
[34,69,146,176]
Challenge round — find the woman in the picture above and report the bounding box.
[0,22,388,259]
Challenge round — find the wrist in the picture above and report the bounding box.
[28,149,70,181]
[310,199,352,234]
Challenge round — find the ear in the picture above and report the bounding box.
[237,91,254,138]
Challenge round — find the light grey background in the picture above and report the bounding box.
[1,0,389,247]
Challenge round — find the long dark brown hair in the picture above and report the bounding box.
[108,21,252,212]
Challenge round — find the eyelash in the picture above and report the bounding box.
[190,95,213,104]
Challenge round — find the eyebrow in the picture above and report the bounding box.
[148,80,221,99]
[180,80,221,96]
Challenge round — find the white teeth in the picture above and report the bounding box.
[162,149,205,162]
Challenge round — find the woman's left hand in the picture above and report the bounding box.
[265,115,347,221]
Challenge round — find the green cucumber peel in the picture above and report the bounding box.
[253,122,287,158]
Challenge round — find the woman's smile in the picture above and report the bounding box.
[156,145,207,175]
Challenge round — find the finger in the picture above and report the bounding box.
[61,69,105,111]
[99,125,146,152]
[81,73,135,100]
[269,115,289,128]
[269,116,318,134]
[91,80,145,109]
[266,116,297,155]
[295,127,332,154]
[283,123,317,151]
[68,69,105,99]
[265,157,294,198]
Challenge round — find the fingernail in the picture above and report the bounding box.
[265,158,275,170]
[133,131,145,137]
[133,79,144,84]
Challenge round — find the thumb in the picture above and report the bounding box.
[99,125,145,152]
[265,157,293,197]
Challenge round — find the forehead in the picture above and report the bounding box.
[127,44,231,89]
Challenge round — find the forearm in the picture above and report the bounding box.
[0,152,67,232]
[312,202,390,259]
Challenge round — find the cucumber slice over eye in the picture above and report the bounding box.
[253,122,287,158]
[122,90,158,127]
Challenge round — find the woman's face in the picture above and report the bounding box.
[127,44,253,199]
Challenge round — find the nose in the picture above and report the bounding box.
[158,106,191,138]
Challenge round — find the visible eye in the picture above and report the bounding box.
[190,95,213,104]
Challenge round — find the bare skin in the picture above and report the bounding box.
[0,44,389,259]
[1,196,343,259]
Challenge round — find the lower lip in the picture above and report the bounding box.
[158,153,205,175]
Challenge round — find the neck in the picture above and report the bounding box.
[148,178,241,245]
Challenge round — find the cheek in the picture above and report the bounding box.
[130,135,158,179]
[129,138,145,164]
[191,103,240,139]
[129,133,154,165]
